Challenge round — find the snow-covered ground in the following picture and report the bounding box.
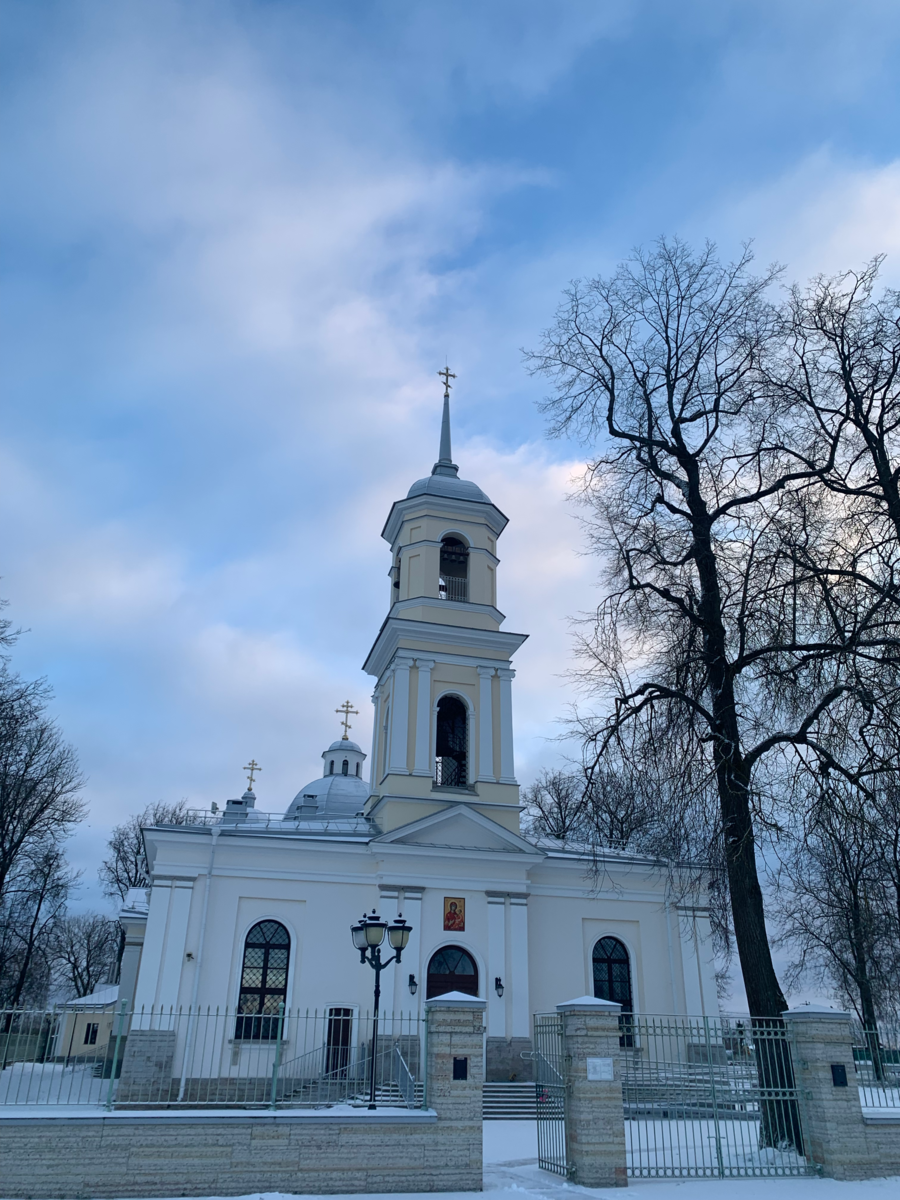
[0,1061,107,1106]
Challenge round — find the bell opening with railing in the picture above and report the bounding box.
[438,536,468,603]
[434,694,468,788]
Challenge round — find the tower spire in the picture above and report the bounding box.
[433,366,458,478]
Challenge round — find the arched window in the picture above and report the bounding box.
[439,537,468,602]
[355,762,360,776]
[235,920,290,1040]
[329,760,334,775]
[435,695,467,787]
[426,945,478,999]
[592,936,634,1046]
[341,759,349,776]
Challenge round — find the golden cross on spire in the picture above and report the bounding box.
[438,365,456,396]
[335,699,359,739]
[243,759,262,790]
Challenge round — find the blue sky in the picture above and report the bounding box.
[3,0,900,932]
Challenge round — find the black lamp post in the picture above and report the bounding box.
[351,909,412,1109]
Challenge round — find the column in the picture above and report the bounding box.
[412,658,435,776]
[369,688,380,782]
[508,895,530,1037]
[388,656,413,774]
[401,888,423,1014]
[486,893,506,1037]
[380,885,401,1013]
[476,665,495,781]
[557,997,628,1188]
[497,667,517,783]
[155,879,193,1011]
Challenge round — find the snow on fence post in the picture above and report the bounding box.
[556,996,627,1188]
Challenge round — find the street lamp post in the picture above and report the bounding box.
[351,909,412,1109]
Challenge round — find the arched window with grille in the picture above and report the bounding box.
[435,694,467,787]
[439,537,468,602]
[426,945,478,998]
[592,935,634,1046]
[235,920,290,1040]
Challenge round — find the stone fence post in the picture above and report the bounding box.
[783,1003,900,1180]
[557,996,627,1188]
[425,990,486,1192]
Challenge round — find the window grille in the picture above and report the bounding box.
[235,920,290,1040]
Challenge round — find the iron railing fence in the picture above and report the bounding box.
[439,577,467,602]
[851,1017,900,1110]
[532,1013,568,1177]
[0,1006,424,1111]
[621,1015,813,1178]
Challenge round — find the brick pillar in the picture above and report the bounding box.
[557,996,627,1188]
[782,1004,872,1180]
[425,992,486,1191]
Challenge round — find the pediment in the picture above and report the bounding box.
[373,804,541,856]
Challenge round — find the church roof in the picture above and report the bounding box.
[326,738,363,754]
[406,473,491,504]
[284,773,369,821]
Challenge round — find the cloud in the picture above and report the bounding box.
[705,151,900,286]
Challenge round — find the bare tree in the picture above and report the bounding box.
[527,238,895,1025]
[49,913,119,1000]
[99,800,192,902]
[0,671,85,909]
[522,770,587,840]
[0,842,74,1008]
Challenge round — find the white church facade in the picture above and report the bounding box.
[120,377,717,1081]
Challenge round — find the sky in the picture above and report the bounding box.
[3,0,900,950]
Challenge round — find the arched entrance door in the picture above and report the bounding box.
[592,935,633,1046]
[426,945,478,998]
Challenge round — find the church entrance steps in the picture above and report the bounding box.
[483,1081,537,1119]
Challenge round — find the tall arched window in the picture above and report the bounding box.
[439,537,468,602]
[235,920,290,1040]
[435,695,467,787]
[341,759,349,776]
[426,945,478,998]
[355,762,360,776]
[329,760,334,775]
[592,936,633,1046]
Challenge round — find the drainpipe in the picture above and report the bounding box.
[177,825,220,1101]
[665,875,679,1012]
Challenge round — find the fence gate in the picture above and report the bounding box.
[621,1015,814,1178]
[532,1014,568,1177]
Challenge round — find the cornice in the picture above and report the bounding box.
[382,493,509,545]
[363,616,528,678]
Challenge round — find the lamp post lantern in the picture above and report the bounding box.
[350,909,412,1109]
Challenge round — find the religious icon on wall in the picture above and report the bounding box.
[443,897,465,932]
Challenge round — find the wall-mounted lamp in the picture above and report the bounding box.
[494,977,505,998]
[408,974,419,996]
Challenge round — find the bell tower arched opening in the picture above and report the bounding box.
[439,537,468,602]
[435,694,467,787]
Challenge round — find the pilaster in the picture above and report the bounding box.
[497,668,516,783]
[476,665,495,781]
[412,658,435,776]
[388,657,413,775]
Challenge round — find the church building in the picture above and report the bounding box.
[120,374,717,1082]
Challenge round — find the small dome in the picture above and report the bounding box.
[284,773,369,821]
[407,474,491,504]
[326,738,362,753]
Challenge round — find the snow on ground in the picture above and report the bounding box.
[4,1122,895,1200]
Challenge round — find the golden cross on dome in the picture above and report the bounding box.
[336,700,359,739]
[438,366,456,396]
[243,759,262,790]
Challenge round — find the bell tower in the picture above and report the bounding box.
[362,371,528,833]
